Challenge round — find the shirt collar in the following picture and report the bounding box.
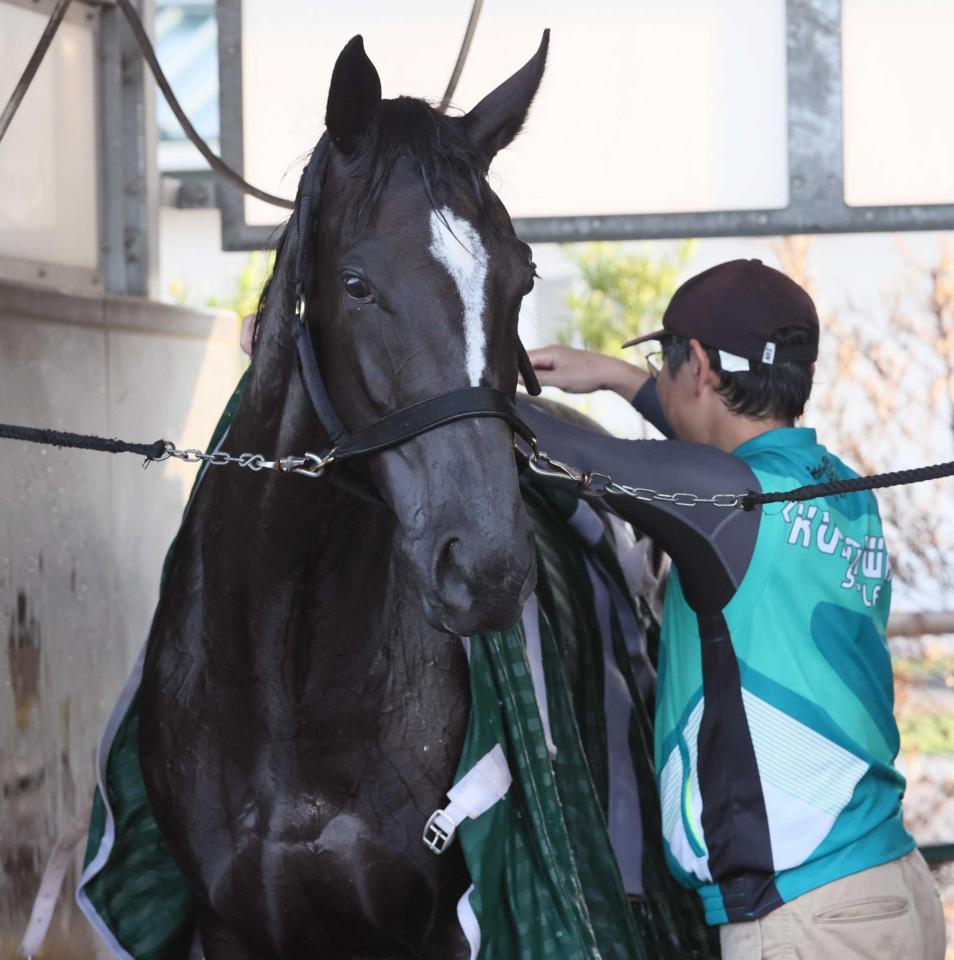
[731,426,817,458]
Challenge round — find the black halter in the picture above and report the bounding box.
[289,134,541,467]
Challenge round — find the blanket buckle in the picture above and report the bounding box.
[423,808,458,854]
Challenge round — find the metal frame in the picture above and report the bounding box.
[0,0,158,294]
[216,0,954,250]
[100,0,158,295]
[216,0,280,249]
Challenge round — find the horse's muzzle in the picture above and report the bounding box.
[425,529,537,636]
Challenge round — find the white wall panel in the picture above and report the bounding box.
[238,0,789,224]
[843,0,954,207]
[0,4,100,270]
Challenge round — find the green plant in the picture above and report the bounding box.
[168,250,275,319]
[899,712,954,755]
[560,240,695,355]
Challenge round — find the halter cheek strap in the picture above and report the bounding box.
[518,339,542,396]
[291,134,348,444]
[289,132,541,465]
[292,294,346,443]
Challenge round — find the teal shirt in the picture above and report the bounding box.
[655,428,913,924]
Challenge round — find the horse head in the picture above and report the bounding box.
[290,34,549,637]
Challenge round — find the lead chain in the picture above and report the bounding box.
[162,442,747,507]
[601,480,743,509]
[525,448,745,509]
[160,442,334,478]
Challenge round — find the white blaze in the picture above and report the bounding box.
[429,208,488,387]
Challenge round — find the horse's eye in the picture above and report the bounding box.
[342,272,373,302]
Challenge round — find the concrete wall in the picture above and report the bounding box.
[0,281,243,957]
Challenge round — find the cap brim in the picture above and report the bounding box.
[621,328,666,349]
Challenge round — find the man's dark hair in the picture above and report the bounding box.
[665,325,815,423]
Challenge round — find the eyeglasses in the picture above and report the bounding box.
[645,350,665,377]
[644,339,676,378]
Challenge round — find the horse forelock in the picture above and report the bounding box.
[341,97,501,240]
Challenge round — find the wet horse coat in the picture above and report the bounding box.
[138,35,548,960]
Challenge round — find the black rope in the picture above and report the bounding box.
[438,0,484,114]
[0,0,290,209]
[0,0,490,210]
[0,424,166,461]
[2,419,954,505]
[0,0,71,144]
[742,460,954,511]
[114,0,295,210]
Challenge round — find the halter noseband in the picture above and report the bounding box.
[289,134,541,469]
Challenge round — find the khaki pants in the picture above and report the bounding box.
[720,851,946,960]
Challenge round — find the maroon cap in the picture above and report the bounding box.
[623,259,819,366]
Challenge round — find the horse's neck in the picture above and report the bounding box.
[199,414,384,642]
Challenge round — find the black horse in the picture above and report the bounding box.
[140,34,549,959]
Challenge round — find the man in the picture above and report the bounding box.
[522,259,945,959]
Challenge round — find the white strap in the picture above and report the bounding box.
[446,743,511,818]
[522,594,557,759]
[718,349,750,372]
[455,884,482,960]
[567,498,604,547]
[423,744,512,854]
[19,799,92,958]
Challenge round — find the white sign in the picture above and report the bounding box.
[239,0,789,225]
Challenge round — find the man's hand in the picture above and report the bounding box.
[240,313,256,357]
[526,345,648,401]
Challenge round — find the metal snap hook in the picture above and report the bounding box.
[154,440,176,462]
[526,449,583,484]
[292,449,336,477]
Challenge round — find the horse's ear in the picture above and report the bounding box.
[325,35,382,154]
[460,30,549,166]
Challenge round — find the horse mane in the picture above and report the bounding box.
[252,227,290,351]
[252,96,501,350]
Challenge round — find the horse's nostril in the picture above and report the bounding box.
[425,523,537,634]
